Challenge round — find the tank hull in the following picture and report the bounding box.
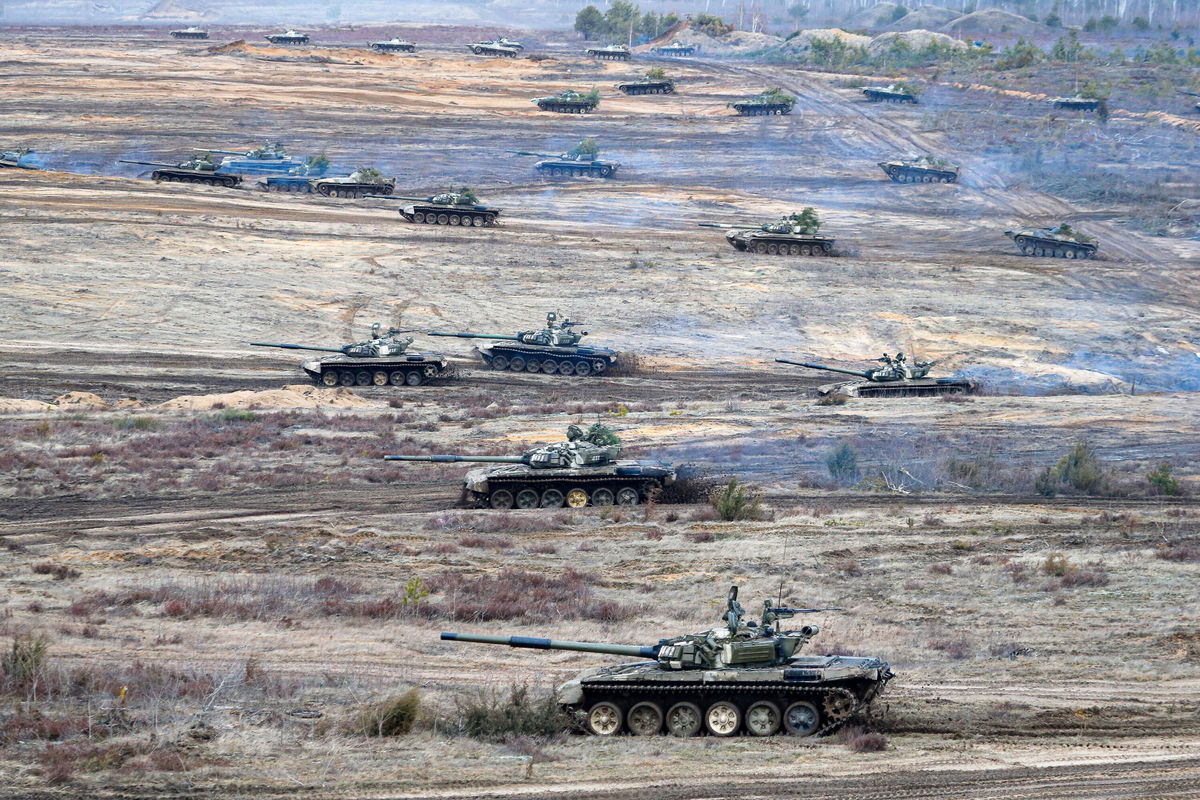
[878,162,958,183]
[536,99,598,113]
[533,158,619,178]
[315,179,394,199]
[730,102,792,116]
[724,230,835,256]
[816,377,978,398]
[1053,98,1100,111]
[266,34,309,45]
[398,203,501,226]
[149,169,241,187]
[1006,232,1096,259]
[170,30,208,39]
[371,41,416,52]
[0,154,38,170]
[616,80,674,95]
[472,343,617,376]
[296,354,451,388]
[651,45,694,56]
[863,88,916,103]
[262,175,314,192]
[587,47,630,60]
[468,44,519,57]
[462,460,675,509]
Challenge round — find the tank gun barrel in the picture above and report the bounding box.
[698,222,763,229]
[775,358,870,378]
[426,331,522,341]
[506,150,558,158]
[384,454,527,464]
[250,342,345,353]
[119,160,177,168]
[441,632,658,659]
[202,149,253,156]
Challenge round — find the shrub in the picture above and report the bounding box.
[452,684,569,739]
[929,563,953,575]
[1147,463,1181,496]
[710,478,763,521]
[217,409,257,422]
[1157,541,1200,562]
[826,442,859,484]
[2,634,50,687]
[816,392,849,406]
[429,569,634,623]
[691,13,730,37]
[1037,442,1109,496]
[355,688,421,736]
[927,636,972,659]
[1042,552,1072,577]
[32,563,81,580]
[844,726,888,752]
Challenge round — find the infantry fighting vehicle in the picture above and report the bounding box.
[0,148,39,169]
[170,27,208,39]
[265,30,309,45]
[366,188,501,226]
[426,311,616,375]
[507,139,619,177]
[206,142,307,175]
[878,155,958,183]
[729,88,795,116]
[862,84,918,103]
[1051,95,1101,112]
[1005,223,1097,259]
[616,70,675,95]
[587,44,631,60]
[776,353,977,397]
[651,43,695,56]
[250,323,450,387]
[370,38,416,52]
[699,209,834,256]
[533,89,599,113]
[441,585,893,736]
[312,168,394,198]
[385,423,673,508]
[467,41,520,57]
[119,154,242,187]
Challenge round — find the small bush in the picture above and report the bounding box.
[452,684,569,740]
[1157,542,1200,562]
[1147,463,1182,496]
[844,726,888,752]
[2,634,50,686]
[32,563,81,581]
[1038,442,1109,496]
[686,530,715,543]
[927,636,972,659]
[816,392,849,406]
[1042,552,1072,577]
[826,443,859,484]
[710,478,763,522]
[355,688,421,736]
[217,409,257,423]
[929,563,953,575]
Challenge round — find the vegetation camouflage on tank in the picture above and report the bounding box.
[466,40,521,57]
[615,67,675,95]
[533,89,600,113]
[651,43,695,56]
[1050,95,1102,112]
[699,208,834,257]
[250,323,451,388]
[441,585,893,736]
[1005,223,1097,259]
[205,141,308,175]
[311,167,394,199]
[365,187,501,226]
[507,138,620,177]
[729,88,795,116]
[425,311,617,375]
[878,154,959,184]
[119,153,242,188]
[776,352,978,397]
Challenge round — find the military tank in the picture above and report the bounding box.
[0,148,39,169]
[533,89,599,113]
[366,188,501,226]
[615,70,675,95]
[699,209,834,257]
[370,38,416,52]
[1051,95,1101,112]
[467,41,520,57]
[265,30,309,45]
[878,155,958,184]
[119,154,242,187]
[312,168,394,198]
[206,141,307,175]
[170,27,208,39]
[729,88,795,116]
[426,311,617,375]
[587,44,631,60]
[862,84,918,104]
[507,139,619,177]
[385,423,673,508]
[441,585,892,736]
[1005,223,1097,259]
[651,43,695,56]
[776,353,978,397]
[250,323,450,387]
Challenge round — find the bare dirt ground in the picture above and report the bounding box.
[1,25,1199,800]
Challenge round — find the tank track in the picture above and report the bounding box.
[730,236,835,256]
[864,90,917,104]
[266,36,309,45]
[616,82,674,95]
[400,207,499,226]
[152,170,240,188]
[311,361,446,388]
[535,163,616,177]
[263,179,313,193]
[1010,236,1096,259]
[469,46,517,57]
[536,101,597,113]
[373,44,415,52]
[731,103,792,116]
[171,32,208,39]
[316,182,393,199]
[883,167,957,184]
[474,476,661,509]
[481,347,611,376]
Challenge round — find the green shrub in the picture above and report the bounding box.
[710,477,763,521]
[453,684,569,739]
[217,408,257,422]
[355,688,421,736]
[1038,442,1109,496]
[826,443,859,484]
[2,635,50,686]
[1147,463,1181,496]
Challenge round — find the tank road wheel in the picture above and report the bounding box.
[557,360,576,376]
[484,214,497,226]
[745,701,782,736]
[389,371,407,386]
[590,487,614,506]
[574,360,592,377]
[766,243,779,255]
[525,360,541,373]
[449,214,461,226]
[623,701,665,734]
[488,489,515,510]
[490,355,509,371]
[704,701,741,737]
[566,488,589,508]
[515,489,539,509]
[404,371,423,387]
[789,244,801,255]
[424,214,438,225]
[372,370,388,386]
[1021,245,1033,255]
[666,702,703,737]
[799,244,811,256]
[508,356,526,372]
[590,359,607,375]
[540,488,565,508]
[541,359,558,374]
[586,702,623,736]
[437,213,449,225]
[615,486,640,506]
[754,242,770,254]
[354,370,372,386]
[783,701,820,737]
[471,215,484,226]
[600,166,613,177]
[336,370,355,387]
[1065,248,1077,259]
[413,212,425,223]
[321,372,339,387]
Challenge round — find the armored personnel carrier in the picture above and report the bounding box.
[0,148,39,169]
[862,84,918,104]
[616,69,675,95]
[534,89,599,113]
[587,44,631,60]
[206,141,306,175]
[651,43,695,56]
[1051,95,1101,112]
[250,323,450,387]
[367,188,501,226]
[370,38,416,52]
[776,353,977,397]
[312,168,394,198]
[386,423,673,508]
[265,30,309,45]
[878,155,958,184]
[426,311,617,375]
[507,139,619,177]
[467,41,520,57]
[729,88,795,116]
[119,154,242,187]
[170,27,208,39]
[699,209,834,257]
[1005,223,1097,259]
[442,585,892,736]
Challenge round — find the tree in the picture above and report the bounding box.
[787,3,809,23]
[826,442,859,484]
[604,0,640,42]
[1050,30,1085,63]
[574,5,604,40]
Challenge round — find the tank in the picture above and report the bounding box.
[862,84,918,104]
[312,168,395,198]
[878,155,958,184]
[170,27,208,39]
[507,140,619,177]
[370,38,416,52]
[1051,95,1101,112]
[1005,224,1097,259]
[729,89,795,116]
[699,209,834,257]
[467,41,520,57]
[425,311,617,375]
[265,30,309,45]
[533,89,599,113]
[250,323,450,387]
[615,72,675,95]
[651,43,695,56]
[206,142,308,175]
[0,148,39,169]
[385,422,673,509]
[366,188,501,226]
[440,585,892,736]
[119,154,242,188]
[775,353,978,398]
[587,44,631,60]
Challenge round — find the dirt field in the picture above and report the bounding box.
[1,25,1199,800]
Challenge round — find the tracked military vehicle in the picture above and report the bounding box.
[616,71,675,95]
[426,311,617,375]
[250,323,450,387]
[1051,95,1101,112]
[776,353,977,398]
[207,142,307,175]
[534,89,599,113]
[367,188,501,226]
[170,27,208,39]
[729,89,795,116]
[386,423,673,508]
[265,30,309,45]
[119,154,242,187]
[651,43,695,56]
[467,41,520,57]
[1005,223,1097,259]
[312,168,394,198]
[699,209,834,257]
[0,148,39,169]
[507,139,619,177]
[442,585,892,736]
[878,155,958,184]
[370,38,416,52]
[587,44,631,60]
[862,84,918,103]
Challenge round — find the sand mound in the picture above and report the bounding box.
[0,398,54,413]
[844,2,908,29]
[868,29,967,55]
[782,28,871,55]
[52,391,108,409]
[154,385,384,411]
[942,8,1047,35]
[641,25,781,56]
[883,5,962,31]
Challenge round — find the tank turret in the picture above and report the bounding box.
[533,89,599,113]
[428,311,587,348]
[170,27,208,39]
[776,353,977,398]
[385,426,622,470]
[506,139,618,177]
[0,148,40,169]
[252,323,417,359]
[421,312,616,376]
[250,324,450,388]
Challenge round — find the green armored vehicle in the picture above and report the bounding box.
[862,84,918,104]
[251,323,450,387]
[776,352,977,398]
[265,30,309,45]
[366,187,501,226]
[587,44,631,60]
[0,148,39,169]
[651,43,695,56]
[119,153,242,188]
[467,40,521,57]
[170,27,208,40]
[1051,95,1101,112]
[729,88,795,116]
[699,208,834,257]
[386,423,674,508]
[507,138,619,177]
[534,89,599,113]
[442,585,892,736]
[426,311,617,375]
[1005,223,1097,259]
[312,167,394,198]
[616,69,675,95]
[370,38,416,52]
[878,154,959,184]
[206,141,307,175]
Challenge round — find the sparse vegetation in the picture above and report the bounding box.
[710,477,764,521]
[826,442,859,484]
[355,688,421,736]
[449,684,568,740]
